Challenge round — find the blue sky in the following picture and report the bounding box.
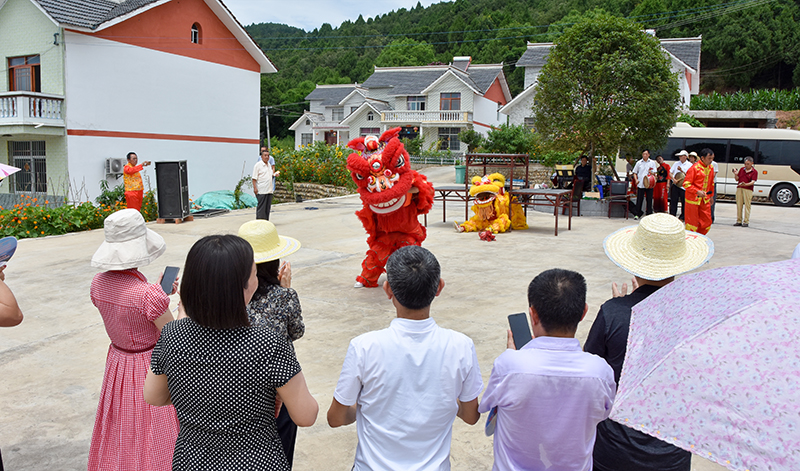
[224,0,441,31]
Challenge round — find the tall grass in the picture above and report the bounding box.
[691,89,800,111]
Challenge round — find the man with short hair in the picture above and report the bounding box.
[631,150,657,219]
[585,212,713,471]
[575,155,592,191]
[252,149,276,220]
[123,152,151,212]
[669,150,692,220]
[328,245,483,471]
[479,268,615,471]
[733,156,757,227]
[683,148,715,235]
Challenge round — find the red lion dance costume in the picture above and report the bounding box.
[347,128,435,288]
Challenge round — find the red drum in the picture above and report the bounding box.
[643,174,656,189]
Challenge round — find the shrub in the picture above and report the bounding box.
[274,141,355,189]
[691,89,800,111]
[0,195,126,239]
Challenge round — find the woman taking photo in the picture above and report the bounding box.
[88,208,178,471]
[144,235,317,470]
[238,220,303,467]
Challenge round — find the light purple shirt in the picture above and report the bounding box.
[479,336,616,471]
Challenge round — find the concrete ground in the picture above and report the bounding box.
[1,166,797,470]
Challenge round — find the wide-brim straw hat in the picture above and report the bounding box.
[91,208,166,270]
[238,220,300,263]
[604,213,713,281]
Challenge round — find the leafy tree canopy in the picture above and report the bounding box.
[533,14,681,167]
[375,38,436,67]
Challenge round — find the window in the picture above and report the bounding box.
[332,108,344,121]
[523,117,535,130]
[350,106,359,115]
[407,96,426,111]
[8,55,40,92]
[191,23,201,44]
[757,140,800,166]
[685,139,728,163]
[729,140,756,164]
[360,127,380,136]
[367,112,374,121]
[10,141,46,193]
[440,93,461,111]
[438,127,461,151]
[301,133,312,146]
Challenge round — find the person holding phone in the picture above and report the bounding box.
[237,220,303,467]
[327,246,483,470]
[144,235,318,470]
[88,209,179,471]
[479,269,615,471]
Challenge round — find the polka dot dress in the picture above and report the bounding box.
[151,318,301,470]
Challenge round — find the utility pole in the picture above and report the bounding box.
[263,106,271,150]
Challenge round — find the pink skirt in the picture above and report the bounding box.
[88,345,178,471]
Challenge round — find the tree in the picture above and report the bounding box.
[532,14,680,178]
[374,38,435,67]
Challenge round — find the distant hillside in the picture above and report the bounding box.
[245,0,800,138]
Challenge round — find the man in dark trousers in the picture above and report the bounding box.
[585,213,714,471]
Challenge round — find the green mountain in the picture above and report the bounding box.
[245,0,800,138]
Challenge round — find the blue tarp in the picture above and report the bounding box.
[192,191,257,212]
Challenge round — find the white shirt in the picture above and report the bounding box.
[632,159,658,188]
[478,337,616,471]
[334,317,484,471]
[711,160,719,184]
[252,160,274,194]
[670,159,693,177]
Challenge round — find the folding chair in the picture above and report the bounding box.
[607,180,631,219]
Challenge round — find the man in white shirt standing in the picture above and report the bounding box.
[479,268,616,471]
[328,245,483,471]
[252,149,277,220]
[631,149,658,220]
[669,150,693,221]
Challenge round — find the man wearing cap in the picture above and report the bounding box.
[585,213,713,471]
[669,150,692,220]
[123,152,151,212]
[682,148,715,235]
[631,150,658,220]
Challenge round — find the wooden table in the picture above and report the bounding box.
[431,184,470,223]
[510,188,573,236]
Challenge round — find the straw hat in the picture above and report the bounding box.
[91,209,166,270]
[676,150,688,157]
[238,220,300,263]
[688,151,699,158]
[603,213,713,281]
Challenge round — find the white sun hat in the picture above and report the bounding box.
[603,213,714,281]
[91,209,166,270]
[238,220,300,263]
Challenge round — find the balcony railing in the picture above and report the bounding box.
[381,110,473,123]
[0,92,65,128]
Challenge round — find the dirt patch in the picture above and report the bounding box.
[776,110,800,130]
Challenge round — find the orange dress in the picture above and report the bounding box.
[124,163,144,211]
[682,161,714,234]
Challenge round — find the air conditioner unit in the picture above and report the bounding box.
[105,158,126,177]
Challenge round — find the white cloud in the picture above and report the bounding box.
[223,0,441,31]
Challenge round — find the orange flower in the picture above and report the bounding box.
[26,231,29,234]
[41,231,44,234]
[44,200,49,204]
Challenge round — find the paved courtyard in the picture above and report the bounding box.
[1,166,797,470]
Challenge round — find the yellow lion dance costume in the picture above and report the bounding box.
[455,173,528,235]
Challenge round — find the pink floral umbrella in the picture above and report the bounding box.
[610,258,800,471]
[0,163,20,178]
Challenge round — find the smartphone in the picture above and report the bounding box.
[508,313,532,350]
[160,266,180,294]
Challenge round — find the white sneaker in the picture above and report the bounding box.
[453,221,464,233]
[354,281,364,288]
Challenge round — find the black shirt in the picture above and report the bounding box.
[575,163,592,182]
[584,284,691,471]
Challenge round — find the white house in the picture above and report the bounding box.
[292,56,512,153]
[501,35,702,126]
[0,0,275,202]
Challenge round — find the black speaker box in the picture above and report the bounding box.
[155,161,190,219]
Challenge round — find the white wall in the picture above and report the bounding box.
[64,32,261,200]
[524,67,543,89]
[473,95,503,134]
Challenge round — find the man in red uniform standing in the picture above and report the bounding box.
[124,152,151,211]
[682,148,715,234]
